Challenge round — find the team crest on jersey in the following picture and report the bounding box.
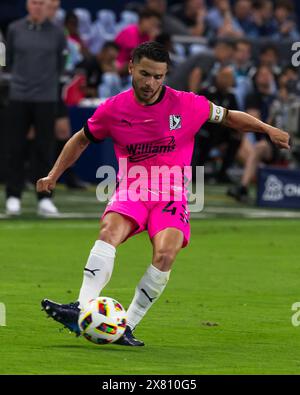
[169,115,181,131]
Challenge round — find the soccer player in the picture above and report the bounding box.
[37,42,290,346]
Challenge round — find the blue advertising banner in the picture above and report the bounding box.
[68,106,118,183]
[257,167,300,209]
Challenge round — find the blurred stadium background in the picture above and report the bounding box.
[1,0,300,375]
[1,0,300,213]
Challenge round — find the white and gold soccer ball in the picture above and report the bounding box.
[78,297,127,345]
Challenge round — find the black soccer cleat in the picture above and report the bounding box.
[114,326,145,347]
[227,184,249,203]
[41,299,81,336]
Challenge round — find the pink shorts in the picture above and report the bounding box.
[102,189,190,248]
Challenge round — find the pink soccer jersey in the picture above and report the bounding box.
[86,86,210,177]
[85,86,210,247]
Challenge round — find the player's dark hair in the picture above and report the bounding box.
[132,41,170,65]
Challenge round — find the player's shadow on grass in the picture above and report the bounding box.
[46,344,142,352]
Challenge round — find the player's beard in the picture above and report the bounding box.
[132,80,162,104]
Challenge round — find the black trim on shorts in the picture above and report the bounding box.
[83,123,104,144]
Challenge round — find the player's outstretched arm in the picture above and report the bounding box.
[36,129,90,193]
[223,110,291,150]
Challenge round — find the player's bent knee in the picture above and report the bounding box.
[99,223,125,247]
[153,249,177,271]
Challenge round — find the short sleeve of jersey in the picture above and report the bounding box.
[84,100,111,143]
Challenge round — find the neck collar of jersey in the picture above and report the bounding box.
[133,85,167,107]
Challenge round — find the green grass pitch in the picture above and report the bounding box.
[1,217,300,374]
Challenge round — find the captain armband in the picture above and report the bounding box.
[208,102,229,124]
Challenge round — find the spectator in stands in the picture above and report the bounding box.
[246,65,278,125]
[181,39,235,93]
[167,39,235,92]
[64,11,90,61]
[155,32,185,69]
[5,0,67,216]
[233,39,253,78]
[46,0,66,28]
[206,0,244,38]
[206,0,230,31]
[232,39,254,109]
[0,28,5,83]
[280,64,299,88]
[233,40,253,77]
[252,0,277,37]
[85,41,121,99]
[269,66,298,131]
[146,0,189,36]
[169,0,212,38]
[115,8,161,75]
[273,0,300,40]
[192,66,241,183]
[233,0,259,38]
[227,65,278,202]
[256,45,282,80]
[46,0,87,189]
[46,0,60,24]
[0,28,8,184]
[268,65,299,163]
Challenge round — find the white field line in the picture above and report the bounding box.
[0,222,98,230]
[55,196,100,203]
[195,207,300,218]
[1,207,300,221]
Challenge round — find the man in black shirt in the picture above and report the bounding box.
[167,39,235,92]
[5,0,66,216]
[192,65,241,183]
[170,0,211,37]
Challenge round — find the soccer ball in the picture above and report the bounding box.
[78,297,127,345]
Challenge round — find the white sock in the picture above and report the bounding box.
[78,240,116,308]
[126,264,170,330]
